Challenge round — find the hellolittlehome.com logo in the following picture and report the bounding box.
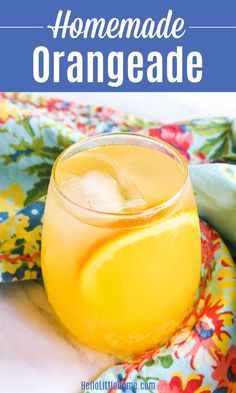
[80,379,156,391]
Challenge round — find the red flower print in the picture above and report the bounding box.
[149,124,193,161]
[76,121,86,131]
[87,124,97,135]
[121,346,161,375]
[157,374,210,393]
[200,221,220,270]
[95,106,103,113]
[172,295,233,370]
[212,345,236,393]
[44,98,61,111]
[195,152,207,163]
[199,221,221,295]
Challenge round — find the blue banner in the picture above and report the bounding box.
[1,0,236,91]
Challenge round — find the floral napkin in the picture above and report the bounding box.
[0,93,235,392]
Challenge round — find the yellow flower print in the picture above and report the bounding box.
[0,101,28,123]
[0,184,26,213]
[0,213,41,258]
[1,260,40,282]
[0,102,18,122]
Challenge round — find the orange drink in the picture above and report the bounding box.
[41,133,201,356]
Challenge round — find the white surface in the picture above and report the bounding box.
[1,92,236,393]
[0,282,117,393]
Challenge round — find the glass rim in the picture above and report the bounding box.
[51,132,189,220]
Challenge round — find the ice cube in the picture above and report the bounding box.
[79,170,124,212]
[59,153,146,213]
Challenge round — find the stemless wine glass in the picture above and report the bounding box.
[41,133,201,356]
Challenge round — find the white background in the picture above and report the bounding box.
[42,92,236,122]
